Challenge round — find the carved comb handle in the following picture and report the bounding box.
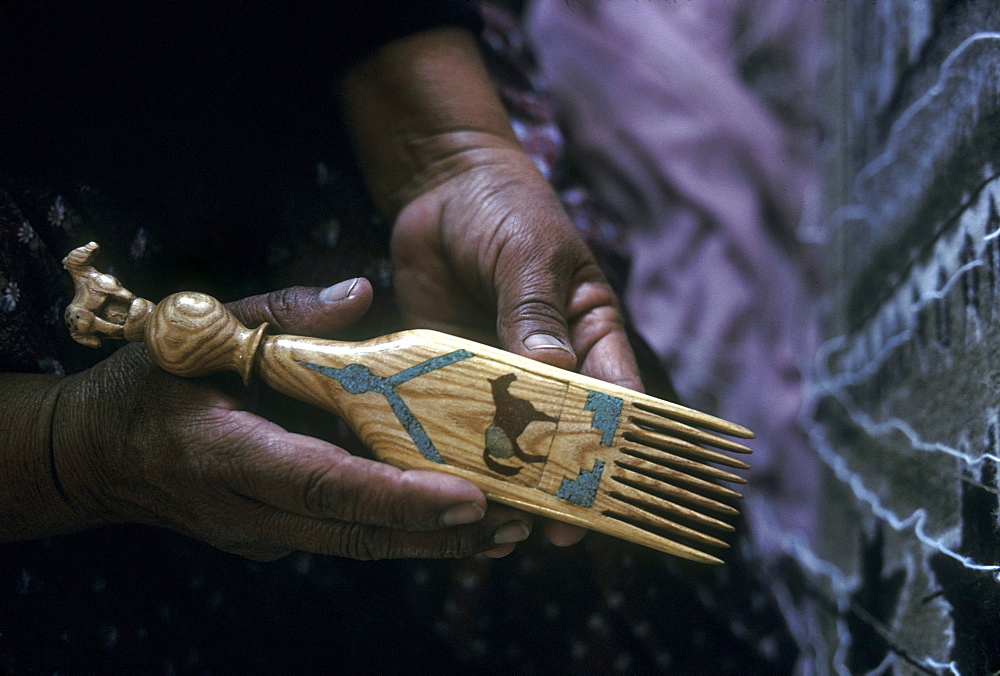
[63,242,268,384]
[61,244,755,564]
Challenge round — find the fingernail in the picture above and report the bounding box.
[492,521,530,545]
[319,278,359,302]
[440,502,485,527]
[523,333,573,354]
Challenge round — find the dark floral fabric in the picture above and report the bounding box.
[0,4,794,674]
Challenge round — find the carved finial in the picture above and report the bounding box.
[62,242,266,385]
[62,242,154,347]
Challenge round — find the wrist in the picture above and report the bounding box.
[49,367,124,529]
[340,26,522,217]
[50,346,168,530]
[0,373,107,540]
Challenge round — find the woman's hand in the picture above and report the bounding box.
[391,143,643,549]
[34,283,532,560]
[341,27,641,389]
[390,139,642,393]
[341,27,644,548]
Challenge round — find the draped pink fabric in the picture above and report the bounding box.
[527,0,823,551]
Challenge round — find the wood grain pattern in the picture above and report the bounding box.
[62,242,753,563]
[254,329,751,564]
[145,292,268,385]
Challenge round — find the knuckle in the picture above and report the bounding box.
[413,525,497,559]
[498,297,571,347]
[301,466,338,516]
[299,458,379,524]
[508,298,566,325]
[191,432,254,489]
[336,522,384,561]
[315,461,412,529]
[374,474,425,530]
[442,524,502,559]
[437,530,493,559]
[264,287,297,332]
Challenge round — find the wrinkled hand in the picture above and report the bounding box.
[391,137,644,546]
[340,26,643,549]
[393,141,642,388]
[50,282,532,561]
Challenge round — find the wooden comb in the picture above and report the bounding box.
[63,242,752,564]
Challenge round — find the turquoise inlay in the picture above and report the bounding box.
[584,391,623,446]
[300,349,473,463]
[555,460,606,508]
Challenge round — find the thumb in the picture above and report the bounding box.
[494,246,579,372]
[226,279,374,338]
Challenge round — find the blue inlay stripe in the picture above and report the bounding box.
[388,349,473,387]
[555,460,606,508]
[584,391,623,446]
[299,349,474,464]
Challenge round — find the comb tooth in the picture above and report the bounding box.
[633,401,755,439]
[611,474,736,532]
[604,498,731,550]
[624,429,751,470]
[613,460,741,515]
[622,445,748,485]
[618,451,745,499]
[630,413,753,454]
[603,521,724,564]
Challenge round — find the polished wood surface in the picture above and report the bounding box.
[64,242,752,563]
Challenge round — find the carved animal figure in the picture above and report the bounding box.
[483,372,556,476]
[62,241,152,347]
